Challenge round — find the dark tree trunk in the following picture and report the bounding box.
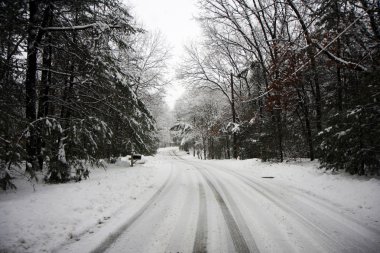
[336,62,343,112]
[297,86,315,160]
[38,32,52,118]
[302,103,314,161]
[193,117,196,157]
[275,109,284,162]
[25,2,51,174]
[203,137,207,160]
[230,73,238,159]
[36,8,53,170]
[226,136,230,159]
[304,109,314,161]
[25,0,40,174]
[335,3,343,112]
[287,0,323,132]
[211,137,214,159]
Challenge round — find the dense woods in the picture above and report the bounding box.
[1,0,379,191]
[0,0,168,189]
[173,0,379,175]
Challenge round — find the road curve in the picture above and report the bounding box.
[59,149,380,253]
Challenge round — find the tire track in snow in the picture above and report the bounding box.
[216,167,341,251]
[192,182,208,253]
[88,167,177,253]
[203,168,261,253]
[171,150,259,253]
[213,167,380,253]
[197,168,253,253]
[165,168,199,253]
[170,151,380,252]
[217,168,344,248]
[223,164,380,236]
[272,181,380,235]
[170,151,209,252]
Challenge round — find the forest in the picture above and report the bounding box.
[0,0,379,190]
[172,0,379,175]
[0,0,170,189]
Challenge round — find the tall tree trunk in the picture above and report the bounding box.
[296,85,315,160]
[275,109,284,162]
[226,136,230,159]
[25,0,40,174]
[203,137,207,160]
[193,117,196,157]
[336,56,343,112]
[335,2,343,112]
[25,1,50,174]
[36,7,53,170]
[302,90,315,161]
[304,108,314,161]
[210,137,214,159]
[230,72,238,159]
[38,37,52,118]
[287,0,323,132]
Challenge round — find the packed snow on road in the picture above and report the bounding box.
[1,147,379,253]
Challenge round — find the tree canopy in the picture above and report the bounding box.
[0,0,168,188]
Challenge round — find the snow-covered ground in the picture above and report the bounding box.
[200,157,380,225]
[1,147,379,253]
[0,156,172,253]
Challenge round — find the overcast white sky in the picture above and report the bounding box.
[125,0,202,109]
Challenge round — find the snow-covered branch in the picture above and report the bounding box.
[41,23,127,32]
[314,42,368,72]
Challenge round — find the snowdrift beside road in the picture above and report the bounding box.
[0,148,379,253]
[0,156,171,253]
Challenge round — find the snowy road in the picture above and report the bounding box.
[60,149,380,253]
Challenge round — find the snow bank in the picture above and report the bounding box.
[1,147,379,252]
[235,159,380,221]
[0,156,170,253]
[179,149,380,224]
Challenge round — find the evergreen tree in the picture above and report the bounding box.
[0,0,162,188]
